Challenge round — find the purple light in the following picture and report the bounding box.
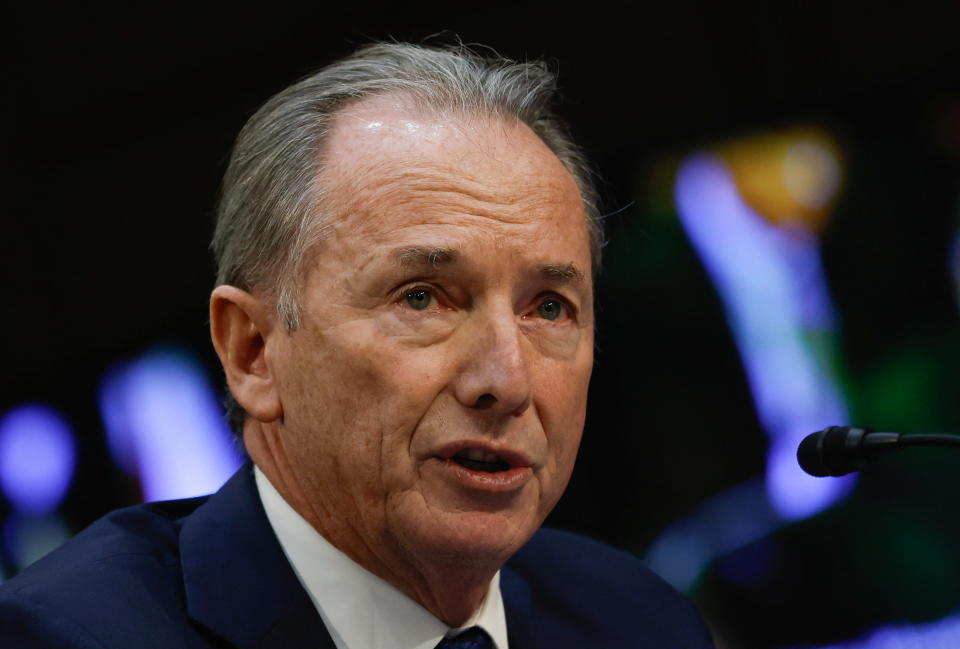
[98,345,241,502]
[674,153,852,520]
[99,364,139,475]
[644,478,783,590]
[0,404,76,514]
[791,612,960,649]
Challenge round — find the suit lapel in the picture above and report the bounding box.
[501,564,536,649]
[179,466,549,649]
[179,465,335,649]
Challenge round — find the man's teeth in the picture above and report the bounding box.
[457,448,502,463]
[451,448,511,472]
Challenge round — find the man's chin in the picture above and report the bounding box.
[393,508,540,570]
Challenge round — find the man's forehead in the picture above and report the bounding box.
[313,94,590,276]
[320,95,572,187]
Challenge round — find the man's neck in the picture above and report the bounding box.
[253,465,509,648]
[245,426,502,626]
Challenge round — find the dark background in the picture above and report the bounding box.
[5,2,960,648]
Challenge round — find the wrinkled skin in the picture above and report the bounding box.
[211,95,594,625]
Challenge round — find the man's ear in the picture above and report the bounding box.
[209,285,283,423]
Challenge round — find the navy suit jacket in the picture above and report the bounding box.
[0,466,714,648]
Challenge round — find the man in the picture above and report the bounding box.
[0,43,714,648]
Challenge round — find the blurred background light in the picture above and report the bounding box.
[782,138,842,210]
[674,149,852,520]
[644,478,781,591]
[98,344,241,502]
[645,133,857,593]
[794,612,960,649]
[0,404,77,514]
[720,128,843,232]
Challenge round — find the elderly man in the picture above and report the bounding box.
[0,44,714,648]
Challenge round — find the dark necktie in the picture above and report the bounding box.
[434,626,494,649]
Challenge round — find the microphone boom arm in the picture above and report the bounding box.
[797,427,960,477]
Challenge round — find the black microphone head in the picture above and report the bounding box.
[797,430,831,477]
[797,426,873,477]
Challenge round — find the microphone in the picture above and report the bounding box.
[797,426,960,477]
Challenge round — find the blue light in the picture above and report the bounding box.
[99,364,139,476]
[98,345,241,502]
[791,612,960,649]
[0,404,76,514]
[674,153,852,520]
[644,478,781,590]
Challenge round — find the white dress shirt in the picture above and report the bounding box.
[254,467,509,649]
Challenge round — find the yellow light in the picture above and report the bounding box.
[716,127,844,233]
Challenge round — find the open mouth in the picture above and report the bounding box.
[450,448,511,473]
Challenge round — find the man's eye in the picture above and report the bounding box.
[405,289,433,310]
[536,299,565,321]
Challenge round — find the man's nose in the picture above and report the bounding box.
[453,307,532,417]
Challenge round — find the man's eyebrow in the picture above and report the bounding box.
[394,246,459,268]
[539,262,586,284]
[392,249,583,284]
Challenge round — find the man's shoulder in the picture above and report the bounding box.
[4,494,206,592]
[503,527,715,648]
[0,495,209,648]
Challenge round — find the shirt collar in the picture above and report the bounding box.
[254,467,508,649]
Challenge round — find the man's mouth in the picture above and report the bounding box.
[450,448,511,473]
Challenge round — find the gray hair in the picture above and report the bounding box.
[212,42,603,435]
